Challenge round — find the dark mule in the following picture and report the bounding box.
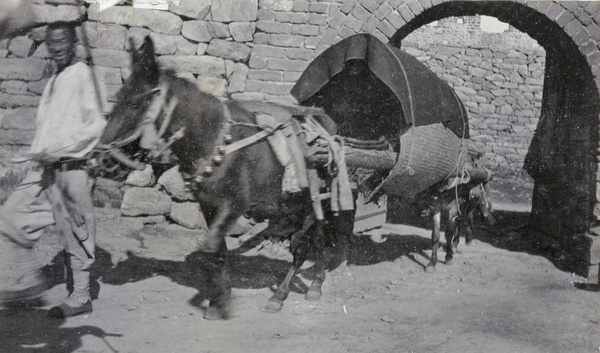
[102,36,351,319]
[412,172,495,272]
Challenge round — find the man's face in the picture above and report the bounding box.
[46,28,75,71]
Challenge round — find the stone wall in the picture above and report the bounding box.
[0,0,336,165]
[0,2,548,181]
[402,17,546,178]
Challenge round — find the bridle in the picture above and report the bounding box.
[98,80,288,188]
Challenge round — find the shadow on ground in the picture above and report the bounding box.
[0,306,121,353]
[90,230,438,308]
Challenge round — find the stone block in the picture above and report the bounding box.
[138,215,167,225]
[208,22,231,39]
[374,3,393,20]
[157,166,195,201]
[197,42,208,55]
[407,0,424,15]
[89,5,183,35]
[170,202,205,229]
[293,1,310,12]
[351,5,370,23]
[174,36,198,55]
[91,48,131,68]
[0,129,35,145]
[253,32,270,45]
[271,0,295,12]
[94,66,123,85]
[182,21,212,42]
[158,55,226,77]
[27,79,49,95]
[437,45,463,56]
[555,10,575,28]
[584,232,600,264]
[340,1,357,14]
[196,75,228,97]
[0,81,28,95]
[269,34,304,48]
[251,44,288,58]
[258,9,275,21]
[468,66,488,77]
[248,69,282,81]
[248,56,267,69]
[263,82,295,95]
[267,58,307,72]
[276,12,309,24]
[228,63,249,94]
[31,4,83,24]
[211,0,259,22]
[1,107,37,130]
[397,4,414,22]
[378,20,396,37]
[309,13,329,26]
[125,165,155,187]
[120,216,144,233]
[291,24,320,36]
[480,103,495,114]
[256,20,291,34]
[285,48,313,61]
[229,22,255,42]
[387,10,405,29]
[8,36,34,58]
[0,58,48,81]
[83,22,127,50]
[206,39,251,62]
[148,33,177,55]
[283,71,302,82]
[454,86,477,95]
[169,0,211,19]
[0,93,40,108]
[121,187,172,216]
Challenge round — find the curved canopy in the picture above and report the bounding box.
[290,33,468,138]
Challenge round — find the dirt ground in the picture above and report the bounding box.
[1,180,599,353]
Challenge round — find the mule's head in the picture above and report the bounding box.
[101,36,160,145]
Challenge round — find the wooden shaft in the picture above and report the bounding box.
[306,147,397,171]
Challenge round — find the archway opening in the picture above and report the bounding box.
[388,1,600,275]
[399,15,542,213]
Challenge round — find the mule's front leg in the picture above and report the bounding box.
[266,266,298,313]
[305,246,326,302]
[266,217,317,312]
[200,243,231,320]
[196,203,239,320]
[426,210,441,272]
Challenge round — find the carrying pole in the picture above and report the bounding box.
[77,0,106,113]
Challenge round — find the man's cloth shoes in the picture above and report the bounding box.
[48,300,92,318]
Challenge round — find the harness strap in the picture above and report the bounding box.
[223,129,273,155]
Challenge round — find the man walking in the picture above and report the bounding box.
[0,21,107,318]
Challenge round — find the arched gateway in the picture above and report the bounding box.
[315,1,600,276]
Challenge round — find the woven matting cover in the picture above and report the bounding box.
[374,122,468,198]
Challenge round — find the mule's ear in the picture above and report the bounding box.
[136,35,160,85]
[129,37,139,63]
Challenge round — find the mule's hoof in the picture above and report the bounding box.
[445,257,454,265]
[265,298,283,313]
[305,289,322,302]
[203,306,226,320]
[425,264,436,273]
